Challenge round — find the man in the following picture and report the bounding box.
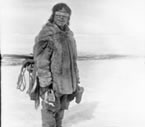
[33,3,84,127]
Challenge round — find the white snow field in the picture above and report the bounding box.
[2,56,145,127]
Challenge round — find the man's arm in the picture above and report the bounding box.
[33,25,54,88]
[73,39,80,84]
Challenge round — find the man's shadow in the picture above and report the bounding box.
[63,101,98,127]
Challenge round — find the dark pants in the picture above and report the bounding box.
[41,94,69,127]
[40,86,79,127]
[41,104,64,127]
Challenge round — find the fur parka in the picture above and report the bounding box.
[33,22,80,95]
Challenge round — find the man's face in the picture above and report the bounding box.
[54,9,70,28]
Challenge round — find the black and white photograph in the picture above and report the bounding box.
[1,0,145,127]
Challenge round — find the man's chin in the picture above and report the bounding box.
[57,24,65,28]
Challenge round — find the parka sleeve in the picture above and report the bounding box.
[73,40,80,84]
[33,25,55,88]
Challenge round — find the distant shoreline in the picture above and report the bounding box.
[1,54,143,66]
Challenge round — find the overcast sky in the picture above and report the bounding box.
[1,0,145,55]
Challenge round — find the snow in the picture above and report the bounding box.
[1,56,145,127]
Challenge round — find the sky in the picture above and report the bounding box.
[1,0,145,55]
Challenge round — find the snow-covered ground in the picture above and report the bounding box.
[1,56,145,127]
